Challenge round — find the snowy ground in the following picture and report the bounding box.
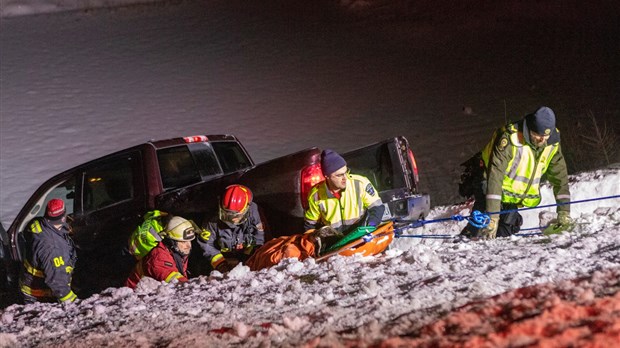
[1,1,620,347]
[0,167,618,347]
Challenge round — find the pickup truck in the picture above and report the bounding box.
[0,134,429,302]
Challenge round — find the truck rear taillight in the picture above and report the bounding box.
[300,163,324,209]
[183,135,209,143]
[408,149,419,185]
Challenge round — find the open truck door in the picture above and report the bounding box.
[244,136,430,239]
[342,136,430,222]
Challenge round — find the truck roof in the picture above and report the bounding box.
[149,134,239,148]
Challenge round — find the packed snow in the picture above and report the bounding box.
[1,1,620,347]
[0,168,618,347]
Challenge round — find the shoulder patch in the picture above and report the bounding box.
[164,261,174,267]
[365,183,376,196]
[499,137,508,150]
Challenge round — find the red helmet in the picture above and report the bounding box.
[219,185,252,225]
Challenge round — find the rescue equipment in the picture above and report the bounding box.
[316,222,394,261]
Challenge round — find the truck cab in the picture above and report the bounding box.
[2,135,254,299]
[1,134,429,303]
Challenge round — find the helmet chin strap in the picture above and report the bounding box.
[165,238,190,256]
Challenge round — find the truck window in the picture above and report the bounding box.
[83,157,135,211]
[158,146,202,190]
[211,141,252,174]
[187,142,223,178]
[17,177,76,237]
[346,143,406,191]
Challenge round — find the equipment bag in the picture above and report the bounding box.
[128,210,168,260]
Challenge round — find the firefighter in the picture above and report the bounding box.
[304,149,385,234]
[125,216,196,289]
[459,106,572,239]
[197,184,265,273]
[20,198,77,304]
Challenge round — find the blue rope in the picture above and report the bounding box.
[487,194,620,216]
[520,225,547,231]
[395,234,453,239]
[468,210,491,228]
[394,194,620,232]
[393,210,491,232]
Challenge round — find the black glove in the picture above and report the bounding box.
[215,258,240,273]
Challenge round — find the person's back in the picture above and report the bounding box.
[20,199,77,303]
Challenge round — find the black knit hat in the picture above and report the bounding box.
[321,149,347,176]
[526,106,556,135]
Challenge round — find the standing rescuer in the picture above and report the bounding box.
[20,198,77,303]
[459,106,572,239]
[304,149,385,234]
[125,216,196,289]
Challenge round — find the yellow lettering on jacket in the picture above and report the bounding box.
[53,256,65,268]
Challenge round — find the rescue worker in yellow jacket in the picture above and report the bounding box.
[304,149,385,234]
[20,199,77,303]
[460,106,572,239]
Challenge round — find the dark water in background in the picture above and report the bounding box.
[1,1,619,224]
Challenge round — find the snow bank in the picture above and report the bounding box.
[0,168,618,347]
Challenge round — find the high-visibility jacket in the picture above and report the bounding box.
[125,242,188,289]
[127,210,167,260]
[20,218,77,303]
[197,202,264,268]
[481,120,570,213]
[245,233,316,271]
[304,173,384,233]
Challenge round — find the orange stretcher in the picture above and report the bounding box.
[316,221,395,261]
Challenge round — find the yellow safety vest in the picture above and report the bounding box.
[481,125,558,207]
[128,210,166,260]
[304,173,382,232]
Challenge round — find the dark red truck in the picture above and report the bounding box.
[0,135,429,302]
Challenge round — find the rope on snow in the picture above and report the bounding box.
[392,194,620,238]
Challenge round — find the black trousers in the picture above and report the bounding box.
[460,179,523,238]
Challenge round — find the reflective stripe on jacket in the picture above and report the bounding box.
[125,241,188,289]
[20,218,77,303]
[304,173,383,233]
[127,210,166,260]
[197,202,265,267]
[481,121,570,213]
